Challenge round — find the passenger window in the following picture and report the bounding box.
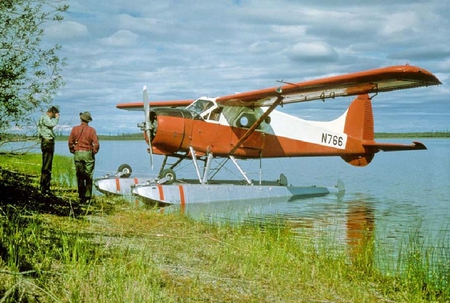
[236,112,256,128]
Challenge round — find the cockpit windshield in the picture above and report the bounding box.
[186,98,222,121]
[186,99,215,115]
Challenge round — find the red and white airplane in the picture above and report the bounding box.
[115,65,440,186]
[94,64,440,204]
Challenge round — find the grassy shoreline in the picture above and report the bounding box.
[1,153,449,302]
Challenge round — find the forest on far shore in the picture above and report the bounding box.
[1,131,450,142]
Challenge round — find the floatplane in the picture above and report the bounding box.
[94,65,440,206]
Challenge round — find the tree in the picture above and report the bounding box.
[0,0,68,134]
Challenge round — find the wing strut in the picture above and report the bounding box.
[229,95,284,155]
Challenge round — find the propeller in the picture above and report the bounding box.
[143,86,153,169]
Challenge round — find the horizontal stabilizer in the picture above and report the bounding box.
[363,141,427,152]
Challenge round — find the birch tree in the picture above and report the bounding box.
[0,0,68,133]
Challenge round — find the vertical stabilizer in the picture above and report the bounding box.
[341,94,375,166]
[343,94,374,141]
[341,93,426,167]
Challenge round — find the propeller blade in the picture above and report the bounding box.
[143,86,153,169]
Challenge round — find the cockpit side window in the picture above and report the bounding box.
[210,108,222,121]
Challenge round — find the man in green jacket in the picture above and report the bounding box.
[37,106,60,195]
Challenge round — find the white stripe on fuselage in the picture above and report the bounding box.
[267,109,348,149]
[217,106,348,149]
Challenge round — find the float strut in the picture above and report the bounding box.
[189,146,204,184]
[202,152,214,184]
[229,155,253,185]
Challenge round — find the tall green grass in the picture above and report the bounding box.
[52,155,77,188]
[375,226,450,301]
[1,208,449,302]
[1,153,450,302]
[0,153,77,188]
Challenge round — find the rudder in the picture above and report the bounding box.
[343,94,374,141]
[341,94,375,166]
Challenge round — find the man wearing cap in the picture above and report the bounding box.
[68,111,100,203]
[37,106,60,195]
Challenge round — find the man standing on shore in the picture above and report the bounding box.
[37,106,60,195]
[68,111,100,203]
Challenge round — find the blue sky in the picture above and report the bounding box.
[42,0,450,135]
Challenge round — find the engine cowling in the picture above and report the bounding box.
[147,108,195,154]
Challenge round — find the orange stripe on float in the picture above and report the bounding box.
[157,185,165,201]
[134,179,140,206]
[115,178,121,192]
[178,185,186,207]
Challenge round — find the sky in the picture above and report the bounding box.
[41,0,450,135]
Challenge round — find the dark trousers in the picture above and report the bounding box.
[40,139,55,193]
[74,151,95,200]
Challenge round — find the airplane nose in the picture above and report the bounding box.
[149,110,157,142]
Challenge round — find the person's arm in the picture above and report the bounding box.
[41,114,59,128]
[68,128,76,154]
[92,128,100,154]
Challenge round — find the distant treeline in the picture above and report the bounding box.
[56,133,144,141]
[1,131,450,142]
[374,131,450,138]
[98,133,144,141]
[91,131,450,140]
[47,130,450,140]
[0,132,143,142]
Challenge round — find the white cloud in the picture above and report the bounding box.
[45,21,89,40]
[286,41,338,62]
[100,30,139,46]
[380,11,420,38]
[116,14,168,35]
[272,25,307,37]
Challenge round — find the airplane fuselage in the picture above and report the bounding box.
[148,96,372,162]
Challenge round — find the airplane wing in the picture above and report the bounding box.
[215,65,441,107]
[117,100,194,111]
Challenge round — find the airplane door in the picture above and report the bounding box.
[231,110,266,156]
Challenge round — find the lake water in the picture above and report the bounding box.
[3,138,450,261]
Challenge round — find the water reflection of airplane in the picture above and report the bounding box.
[346,200,375,266]
[163,195,375,265]
[94,65,440,205]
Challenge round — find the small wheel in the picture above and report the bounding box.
[159,169,176,184]
[117,164,132,178]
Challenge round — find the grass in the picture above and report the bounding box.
[0,153,449,302]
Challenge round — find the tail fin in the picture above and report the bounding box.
[341,94,375,166]
[341,94,427,167]
[343,94,374,141]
